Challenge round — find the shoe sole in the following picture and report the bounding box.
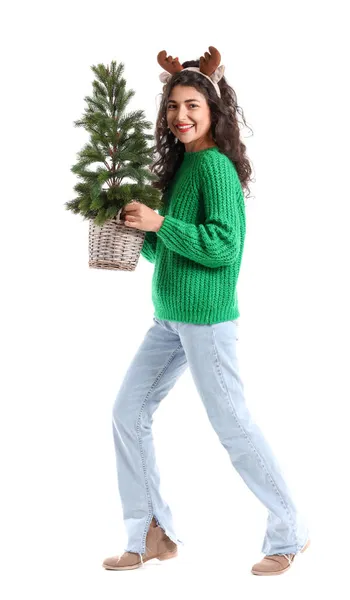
[251,538,311,576]
[102,549,178,570]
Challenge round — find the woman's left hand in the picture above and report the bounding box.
[121,201,165,232]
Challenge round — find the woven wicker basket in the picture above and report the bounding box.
[88,207,146,271]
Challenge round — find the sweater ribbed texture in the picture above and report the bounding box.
[140,146,246,324]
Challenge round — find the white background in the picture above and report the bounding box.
[1,0,349,597]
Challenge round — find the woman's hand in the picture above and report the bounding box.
[121,201,165,232]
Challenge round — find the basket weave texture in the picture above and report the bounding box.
[88,207,146,272]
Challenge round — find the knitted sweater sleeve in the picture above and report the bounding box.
[140,231,157,263]
[140,205,166,264]
[155,153,242,268]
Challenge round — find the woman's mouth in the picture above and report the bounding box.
[176,124,195,133]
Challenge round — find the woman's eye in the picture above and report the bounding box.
[168,104,198,109]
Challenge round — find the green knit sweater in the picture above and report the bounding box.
[140,146,246,325]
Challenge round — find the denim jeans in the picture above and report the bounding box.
[112,317,309,556]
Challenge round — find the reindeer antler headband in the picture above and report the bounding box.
[157,46,225,99]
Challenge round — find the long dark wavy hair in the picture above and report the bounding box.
[150,58,255,203]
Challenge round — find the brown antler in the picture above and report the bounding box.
[157,50,184,74]
[199,46,221,77]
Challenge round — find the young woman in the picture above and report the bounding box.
[102,47,310,576]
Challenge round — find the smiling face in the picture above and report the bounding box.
[166,85,216,153]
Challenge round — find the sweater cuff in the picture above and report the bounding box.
[156,215,167,234]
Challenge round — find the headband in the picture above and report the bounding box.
[157,46,225,99]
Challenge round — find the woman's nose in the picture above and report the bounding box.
[176,109,188,121]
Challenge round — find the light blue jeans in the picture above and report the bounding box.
[112,317,309,556]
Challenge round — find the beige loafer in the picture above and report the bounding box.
[251,538,311,576]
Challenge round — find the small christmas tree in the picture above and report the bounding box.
[65,60,163,227]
